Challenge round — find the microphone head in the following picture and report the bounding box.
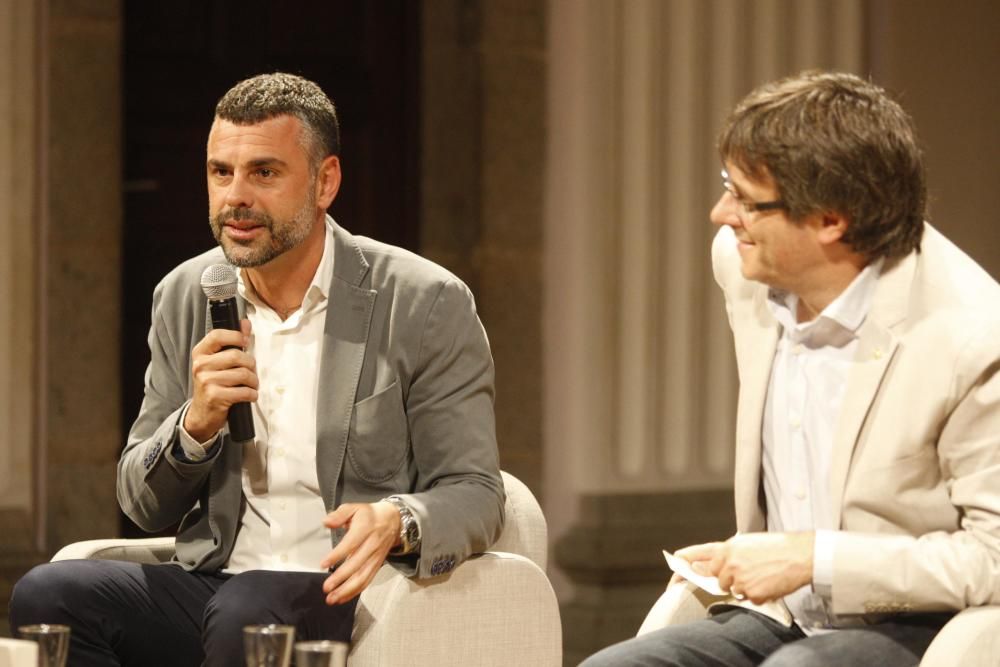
[200,264,238,300]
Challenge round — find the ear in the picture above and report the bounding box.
[315,155,342,210]
[815,212,849,246]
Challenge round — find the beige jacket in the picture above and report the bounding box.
[713,223,1000,617]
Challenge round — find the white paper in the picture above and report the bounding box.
[662,549,743,599]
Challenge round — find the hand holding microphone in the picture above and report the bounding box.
[183,265,258,443]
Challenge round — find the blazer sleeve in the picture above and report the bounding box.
[116,276,220,533]
[830,321,1000,614]
[390,278,505,579]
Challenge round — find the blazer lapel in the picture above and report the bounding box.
[829,251,914,527]
[733,286,779,533]
[315,223,376,512]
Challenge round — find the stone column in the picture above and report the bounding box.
[421,0,548,494]
[44,0,123,551]
[0,0,41,550]
[0,0,44,630]
[544,1,864,662]
[1,0,123,636]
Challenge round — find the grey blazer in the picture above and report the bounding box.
[117,221,505,579]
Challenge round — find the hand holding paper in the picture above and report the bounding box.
[662,550,742,599]
[669,533,814,604]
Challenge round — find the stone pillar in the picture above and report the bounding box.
[0,0,123,636]
[0,0,44,632]
[544,1,864,662]
[421,0,548,494]
[44,0,123,552]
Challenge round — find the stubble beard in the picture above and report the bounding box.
[210,189,318,268]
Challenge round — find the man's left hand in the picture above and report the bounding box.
[676,532,814,604]
[319,501,401,605]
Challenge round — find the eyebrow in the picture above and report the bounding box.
[206,157,289,170]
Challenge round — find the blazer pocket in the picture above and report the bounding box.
[346,380,410,483]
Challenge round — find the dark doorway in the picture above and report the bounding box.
[121,1,420,535]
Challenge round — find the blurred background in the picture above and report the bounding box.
[1,0,997,662]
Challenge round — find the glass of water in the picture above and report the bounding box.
[293,640,349,667]
[17,624,70,667]
[243,624,294,667]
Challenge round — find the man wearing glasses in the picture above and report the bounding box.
[584,71,1000,666]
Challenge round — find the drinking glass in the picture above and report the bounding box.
[293,640,349,667]
[243,624,294,667]
[17,624,70,667]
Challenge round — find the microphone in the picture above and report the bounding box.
[200,264,255,442]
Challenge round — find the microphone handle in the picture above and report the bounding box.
[208,298,255,442]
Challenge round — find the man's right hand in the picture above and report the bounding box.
[183,319,257,442]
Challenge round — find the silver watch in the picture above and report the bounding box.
[383,496,421,555]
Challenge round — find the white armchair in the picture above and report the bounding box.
[0,639,37,667]
[638,580,1000,667]
[52,471,561,666]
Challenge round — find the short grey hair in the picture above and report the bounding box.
[215,72,340,167]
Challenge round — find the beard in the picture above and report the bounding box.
[209,189,317,268]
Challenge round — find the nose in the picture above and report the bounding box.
[223,172,254,210]
[710,192,742,230]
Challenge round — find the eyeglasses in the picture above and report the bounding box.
[721,169,787,215]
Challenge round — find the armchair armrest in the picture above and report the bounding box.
[350,552,561,667]
[0,638,38,667]
[51,538,176,565]
[920,606,1000,667]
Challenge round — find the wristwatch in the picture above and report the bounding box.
[383,496,421,555]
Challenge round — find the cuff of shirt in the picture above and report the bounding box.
[175,405,221,462]
[812,529,836,600]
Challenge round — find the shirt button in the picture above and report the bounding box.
[276,500,287,511]
[280,554,288,563]
[792,344,804,355]
[790,417,801,429]
[275,386,285,395]
[273,447,285,458]
[794,489,807,500]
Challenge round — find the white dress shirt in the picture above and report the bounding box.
[180,218,336,573]
[761,258,883,632]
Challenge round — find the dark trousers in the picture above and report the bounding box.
[8,559,357,667]
[580,607,952,667]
